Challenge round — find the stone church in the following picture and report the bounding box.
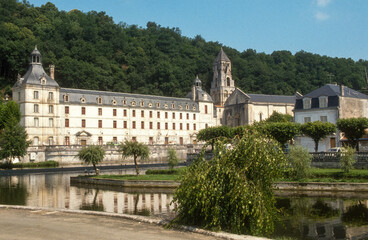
[12,46,295,151]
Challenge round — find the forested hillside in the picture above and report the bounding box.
[1,0,368,98]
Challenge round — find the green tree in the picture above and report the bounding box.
[119,141,149,175]
[0,120,30,164]
[77,145,105,175]
[259,122,300,148]
[265,111,293,123]
[337,118,368,151]
[167,148,179,169]
[197,126,233,150]
[172,129,286,235]
[0,100,21,130]
[340,146,356,173]
[287,145,312,180]
[300,121,336,152]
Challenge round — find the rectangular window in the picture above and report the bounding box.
[113,137,117,144]
[34,104,39,113]
[123,121,127,128]
[141,121,144,129]
[34,118,39,127]
[304,117,311,123]
[149,122,153,129]
[65,136,70,145]
[193,114,196,120]
[149,137,153,145]
[33,91,39,99]
[113,120,117,128]
[65,106,69,114]
[165,122,168,130]
[33,137,39,146]
[113,109,117,116]
[98,120,102,128]
[165,112,168,119]
[193,123,196,130]
[187,123,190,130]
[319,97,328,108]
[79,107,84,116]
[149,111,153,118]
[49,105,53,113]
[320,116,327,122]
[157,122,160,130]
[180,113,182,119]
[98,108,102,116]
[82,119,86,128]
[303,98,311,109]
[141,110,144,118]
[180,123,183,130]
[179,137,183,145]
[132,110,136,117]
[205,105,208,114]
[98,137,103,145]
[49,118,53,127]
[172,112,175,119]
[173,123,175,130]
[123,109,127,117]
[48,92,53,100]
[132,121,136,129]
[186,113,189,120]
[65,119,69,127]
[157,111,160,118]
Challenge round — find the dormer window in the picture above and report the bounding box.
[140,101,144,107]
[64,95,69,102]
[303,98,311,109]
[172,104,175,109]
[122,99,127,105]
[80,97,86,103]
[40,76,46,85]
[319,96,328,108]
[97,97,102,104]
[156,102,160,108]
[131,101,136,106]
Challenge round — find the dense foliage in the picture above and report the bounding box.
[258,122,301,147]
[340,147,356,173]
[1,0,368,99]
[119,140,149,175]
[337,118,368,151]
[172,130,287,235]
[286,145,312,180]
[77,145,105,175]
[167,148,179,169]
[265,111,293,123]
[300,121,336,152]
[197,125,233,149]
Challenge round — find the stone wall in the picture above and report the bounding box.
[21,144,204,165]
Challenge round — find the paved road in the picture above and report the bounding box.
[0,208,218,240]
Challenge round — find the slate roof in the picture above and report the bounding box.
[214,48,230,62]
[185,76,213,102]
[304,84,368,99]
[60,88,199,112]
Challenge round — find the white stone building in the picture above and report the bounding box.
[294,83,368,152]
[12,47,217,148]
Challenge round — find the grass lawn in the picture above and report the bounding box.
[94,174,180,181]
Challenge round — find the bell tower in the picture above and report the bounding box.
[210,48,235,106]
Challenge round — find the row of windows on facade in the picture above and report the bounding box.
[304,116,328,123]
[33,136,185,146]
[35,117,203,131]
[303,96,328,109]
[33,105,209,116]
[61,93,197,110]
[33,91,54,100]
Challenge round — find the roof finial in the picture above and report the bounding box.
[35,45,38,50]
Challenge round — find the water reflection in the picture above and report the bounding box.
[2,172,368,239]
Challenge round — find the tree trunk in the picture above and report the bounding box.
[93,163,99,175]
[314,140,319,152]
[134,155,140,175]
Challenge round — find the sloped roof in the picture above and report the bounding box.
[14,64,59,87]
[304,84,368,99]
[214,48,230,62]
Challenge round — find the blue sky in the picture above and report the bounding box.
[28,0,368,61]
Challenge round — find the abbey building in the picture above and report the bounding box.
[13,46,295,149]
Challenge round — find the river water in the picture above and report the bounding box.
[1,169,368,239]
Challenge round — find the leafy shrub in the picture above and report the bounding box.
[167,149,179,169]
[340,147,356,173]
[171,130,286,235]
[286,145,312,180]
[0,160,59,169]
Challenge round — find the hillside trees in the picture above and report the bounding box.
[1,0,368,97]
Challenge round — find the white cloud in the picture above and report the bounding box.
[315,11,330,21]
[316,0,332,7]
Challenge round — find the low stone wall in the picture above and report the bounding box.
[71,176,180,188]
[21,144,204,164]
[275,182,368,192]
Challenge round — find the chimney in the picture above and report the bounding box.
[340,84,344,97]
[192,85,196,101]
[49,65,55,79]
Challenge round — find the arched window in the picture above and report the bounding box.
[227,77,231,87]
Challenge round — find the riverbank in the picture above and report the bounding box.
[71,176,368,193]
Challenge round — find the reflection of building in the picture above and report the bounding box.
[294,83,368,152]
